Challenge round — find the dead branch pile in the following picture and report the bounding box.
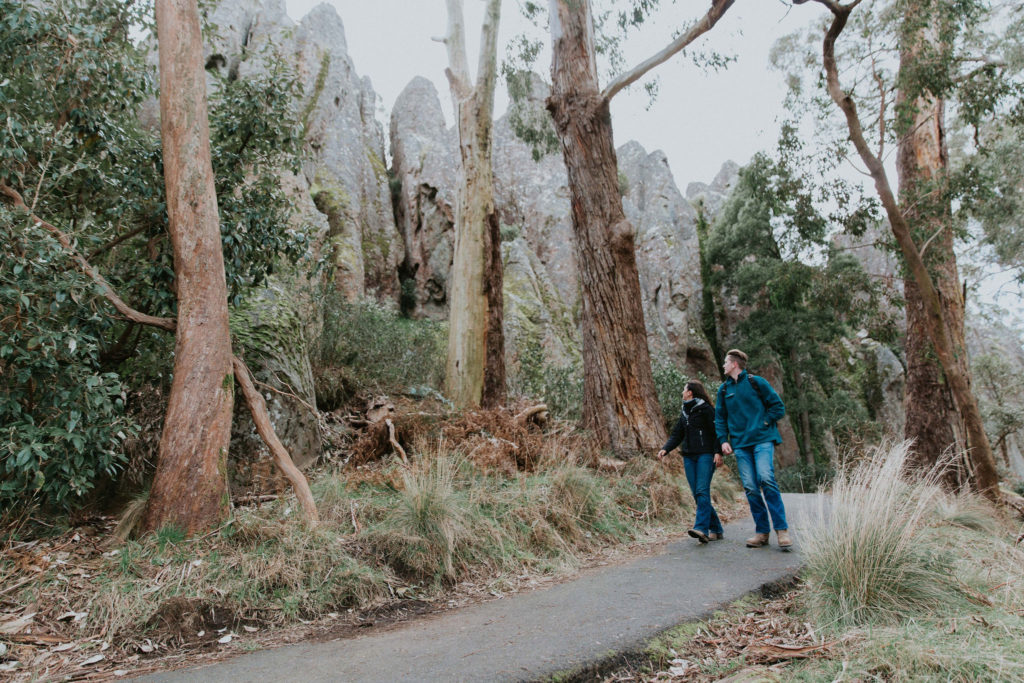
[346,398,561,475]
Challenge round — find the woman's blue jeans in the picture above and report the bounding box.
[682,453,723,535]
[733,442,788,534]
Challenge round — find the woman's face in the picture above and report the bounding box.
[683,387,693,400]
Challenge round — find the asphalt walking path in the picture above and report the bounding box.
[143,493,823,683]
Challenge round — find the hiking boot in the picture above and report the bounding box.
[708,532,724,541]
[745,533,769,548]
[688,528,709,544]
[776,529,793,550]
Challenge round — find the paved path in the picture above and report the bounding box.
[143,493,822,682]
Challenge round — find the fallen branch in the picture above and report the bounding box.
[385,418,409,466]
[233,356,319,526]
[515,403,548,426]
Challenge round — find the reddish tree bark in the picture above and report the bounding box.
[143,0,235,534]
[798,0,999,499]
[546,1,665,455]
[897,11,969,485]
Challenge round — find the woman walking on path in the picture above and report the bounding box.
[657,380,724,544]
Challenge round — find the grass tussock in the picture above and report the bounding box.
[801,440,958,628]
[632,441,1024,683]
[1,419,709,676]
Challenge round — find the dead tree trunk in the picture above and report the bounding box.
[144,0,235,533]
[800,0,1000,500]
[439,0,506,409]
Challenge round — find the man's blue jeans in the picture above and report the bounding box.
[682,453,723,535]
[733,442,788,534]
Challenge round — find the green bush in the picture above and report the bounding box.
[0,217,136,508]
[775,460,834,493]
[317,297,446,397]
[508,338,582,421]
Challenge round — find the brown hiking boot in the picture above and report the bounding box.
[708,532,724,541]
[688,528,709,544]
[745,533,769,548]
[776,529,793,550]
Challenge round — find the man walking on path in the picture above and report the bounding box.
[715,349,792,550]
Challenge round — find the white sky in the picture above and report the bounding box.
[283,0,816,188]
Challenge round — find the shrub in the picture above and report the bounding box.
[317,297,446,399]
[801,440,959,628]
[0,218,136,509]
[775,460,834,493]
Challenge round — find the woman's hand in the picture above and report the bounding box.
[656,449,667,460]
[713,453,723,468]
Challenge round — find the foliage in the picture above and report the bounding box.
[207,53,309,303]
[705,153,893,459]
[316,296,447,399]
[0,216,136,509]
[508,337,583,421]
[0,0,310,509]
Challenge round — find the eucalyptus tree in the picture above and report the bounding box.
[0,0,315,523]
[541,0,734,455]
[436,0,506,409]
[140,0,236,533]
[791,0,1001,498]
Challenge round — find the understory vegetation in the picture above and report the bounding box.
[0,420,744,678]
[616,440,1024,682]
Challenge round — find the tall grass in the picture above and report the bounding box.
[801,440,958,628]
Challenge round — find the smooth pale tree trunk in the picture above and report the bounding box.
[546,0,665,455]
[802,0,999,500]
[441,0,506,409]
[144,0,235,534]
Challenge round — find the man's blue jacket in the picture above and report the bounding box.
[714,370,786,448]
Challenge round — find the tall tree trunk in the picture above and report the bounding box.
[897,13,968,485]
[803,0,1000,499]
[546,0,665,455]
[144,0,234,534]
[442,0,506,409]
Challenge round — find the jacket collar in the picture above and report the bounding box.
[727,369,748,385]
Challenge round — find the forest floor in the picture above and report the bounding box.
[135,494,818,682]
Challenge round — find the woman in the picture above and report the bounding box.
[657,380,724,544]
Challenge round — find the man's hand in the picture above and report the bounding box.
[656,449,667,460]
[713,453,723,468]
[721,441,733,455]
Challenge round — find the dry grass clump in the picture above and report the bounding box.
[801,439,957,628]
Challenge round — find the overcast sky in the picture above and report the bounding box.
[282,0,818,189]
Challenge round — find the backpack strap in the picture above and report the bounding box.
[747,373,768,408]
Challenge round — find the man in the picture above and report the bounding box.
[714,349,792,550]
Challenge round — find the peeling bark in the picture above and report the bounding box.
[440,0,506,409]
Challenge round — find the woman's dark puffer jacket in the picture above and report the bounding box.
[661,398,721,456]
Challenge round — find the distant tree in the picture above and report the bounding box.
[706,153,891,465]
[436,0,506,409]
[540,0,735,455]
[792,0,1000,498]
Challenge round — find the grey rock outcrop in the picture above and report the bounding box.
[390,75,716,378]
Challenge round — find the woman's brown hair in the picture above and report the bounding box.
[686,380,712,405]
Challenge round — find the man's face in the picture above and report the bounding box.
[723,356,735,374]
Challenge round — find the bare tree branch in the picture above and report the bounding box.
[233,356,320,526]
[1,182,177,332]
[601,0,735,103]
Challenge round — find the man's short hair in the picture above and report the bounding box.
[725,349,748,369]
